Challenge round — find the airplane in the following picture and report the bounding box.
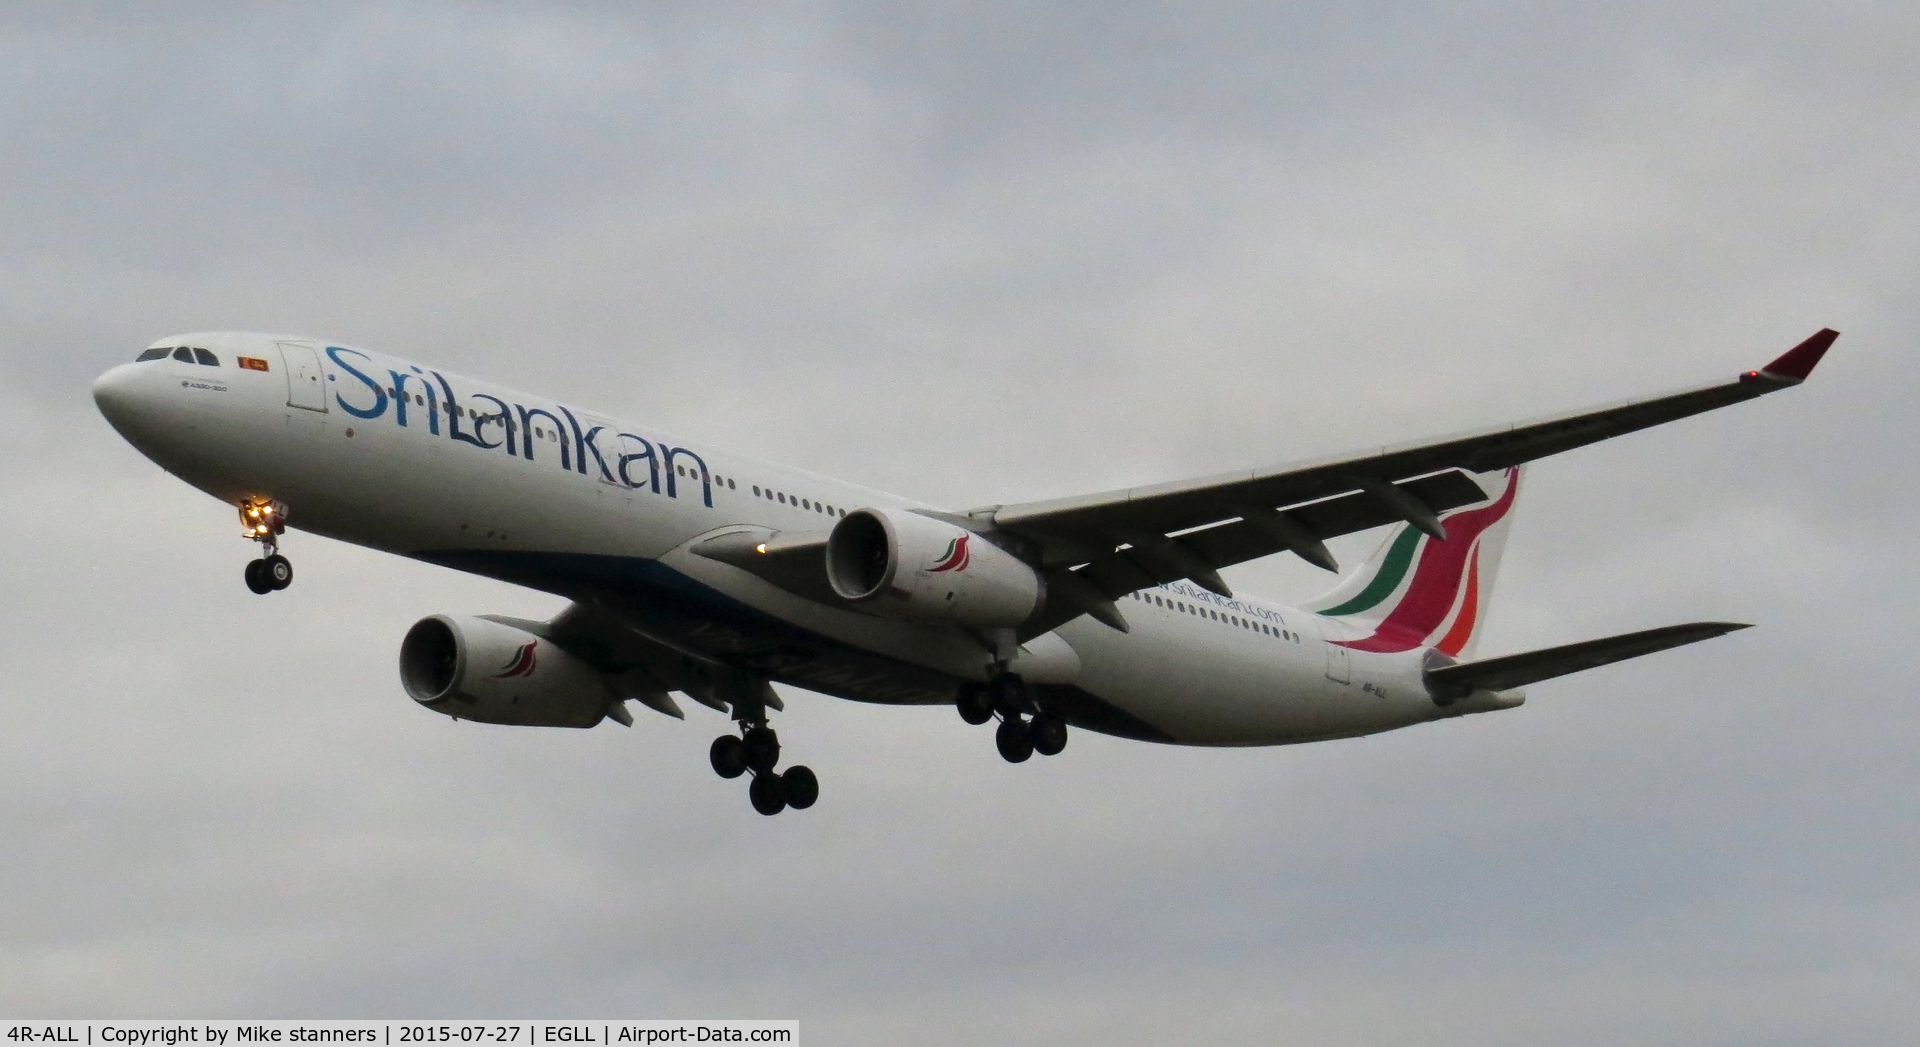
[92,328,1836,815]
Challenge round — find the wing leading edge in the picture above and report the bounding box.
[985,330,1834,636]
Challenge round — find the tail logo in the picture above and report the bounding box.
[1329,469,1518,655]
[493,641,539,678]
[929,535,972,573]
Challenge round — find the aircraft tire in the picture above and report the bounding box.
[265,554,293,590]
[749,771,787,815]
[995,716,1033,764]
[710,735,748,779]
[989,673,1027,716]
[782,766,819,810]
[244,559,273,595]
[1031,714,1068,757]
[742,725,780,773]
[956,683,993,725]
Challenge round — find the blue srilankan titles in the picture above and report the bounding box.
[94,329,1837,815]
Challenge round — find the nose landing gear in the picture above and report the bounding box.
[238,499,293,595]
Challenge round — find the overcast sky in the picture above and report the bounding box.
[3,3,1916,1042]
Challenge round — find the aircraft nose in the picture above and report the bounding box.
[93,363,160,438]
[93,364,138,422]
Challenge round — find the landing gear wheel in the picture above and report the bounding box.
[264,554,293,591]
[243,559,273,595]
[1030,714,1068,757]
[782,765,819,810]
[989,672,1028,716]
[741,725,780,773]
[956,683,993,725]
[748,771,787,815]
[709,735,748,779]
[995,716,1034,763]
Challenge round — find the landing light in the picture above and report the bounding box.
[756,543,768,554]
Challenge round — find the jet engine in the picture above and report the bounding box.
[399,614,612,727]
[825,508,1043,627]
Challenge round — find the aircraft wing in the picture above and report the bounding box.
[987,329,1835,635]
[485,603,786,723]
[1423,621,1752,701]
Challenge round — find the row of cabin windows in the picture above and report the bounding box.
[137,346,219,366]
[750,484,848,518]
[676,465,737,490]
[1127,590,1300,642]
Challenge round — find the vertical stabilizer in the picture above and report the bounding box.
[1304,467,1521,660]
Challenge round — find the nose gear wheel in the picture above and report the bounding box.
[237,499,294,595]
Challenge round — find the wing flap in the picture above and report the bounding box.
[1065,469,1487,600]
[1424,621,1752,701]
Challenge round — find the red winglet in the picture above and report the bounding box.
[1758,328,1839,381]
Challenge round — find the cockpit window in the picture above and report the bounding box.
[136,347,171,362]
[171,347,194,363]
[192,348,219,366]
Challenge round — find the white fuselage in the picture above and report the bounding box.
[93,332,1514,746]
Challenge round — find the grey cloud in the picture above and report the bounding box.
[3,2,1918,1042]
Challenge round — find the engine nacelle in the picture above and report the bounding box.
[398,614,612,728]
[825,508,1043,627]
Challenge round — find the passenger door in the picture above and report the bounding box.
[278,342,328,412]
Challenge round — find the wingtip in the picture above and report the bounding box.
[1755,328,1838,382]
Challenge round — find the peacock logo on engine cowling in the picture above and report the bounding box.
[493,641,538,678]
[928,535,971,573]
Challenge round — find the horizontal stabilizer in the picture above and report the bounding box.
[1425,621,1751,702]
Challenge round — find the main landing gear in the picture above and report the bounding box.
[238,499,293,595]
[958,672,1068,764]
[710,720,818,816]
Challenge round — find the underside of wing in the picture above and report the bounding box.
[1424,621,1752,701]
[487,602,785,721]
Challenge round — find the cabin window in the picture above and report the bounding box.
[136,347,171,362]
[728,479,736,490]
[172,347,194,363]
[777,493,786,504]
[801,499,810,510]
[752,486,761,496]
